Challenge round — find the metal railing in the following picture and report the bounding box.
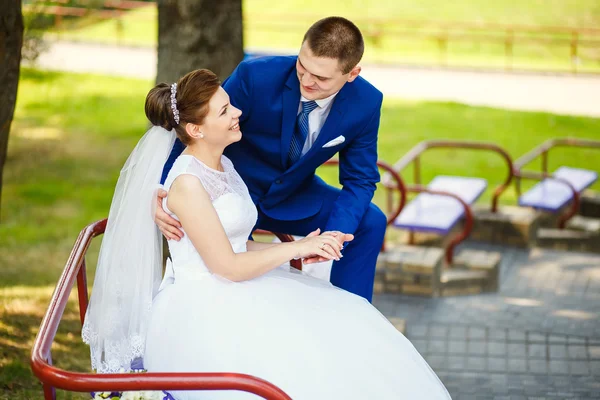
[31,218,292,400]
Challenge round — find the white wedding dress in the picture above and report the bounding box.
[143,154,451,399]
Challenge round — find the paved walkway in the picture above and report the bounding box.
[30,40,600,118]
[374,242,600,399]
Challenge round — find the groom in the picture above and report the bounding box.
[156,17,385,302]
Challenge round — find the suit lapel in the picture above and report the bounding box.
[283,90,349,175]
[280,69,301,168]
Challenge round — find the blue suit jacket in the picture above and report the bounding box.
[162,56,383,235]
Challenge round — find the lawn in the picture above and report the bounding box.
[45,0,600,73]
[1,69,599,399]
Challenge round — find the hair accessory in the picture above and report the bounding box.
[170,83,180,125]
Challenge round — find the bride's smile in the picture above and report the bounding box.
[194,86,243,147]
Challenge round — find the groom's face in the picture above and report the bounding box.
[296,41,361,101]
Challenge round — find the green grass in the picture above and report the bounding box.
[0,69,150,399]
[44,0,600,73]
[1,69,600,398]
[246,0,600,26]
[47,4,157,47]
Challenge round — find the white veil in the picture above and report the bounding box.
[82,126,176,373]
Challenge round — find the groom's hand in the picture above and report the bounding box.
[303,230,354,265]
[155,189,184,241]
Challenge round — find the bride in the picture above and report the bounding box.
[83,68,451,399]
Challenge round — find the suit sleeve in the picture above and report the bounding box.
[160,138,185,185]
[324,95,383,235]
[222,60,253,123]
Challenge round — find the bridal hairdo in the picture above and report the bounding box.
[145,69,221,144]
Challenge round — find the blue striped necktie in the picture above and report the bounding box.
[288,100,318,165]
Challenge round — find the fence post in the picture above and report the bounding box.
[505,29,513,71]
[570,31,579,73]
[437,32,448,67]
[541,150,548,175]
[116,17,124,44]
[414,156,421,186]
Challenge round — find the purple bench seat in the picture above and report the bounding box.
[393,176,488,234]
[518,166,598,212]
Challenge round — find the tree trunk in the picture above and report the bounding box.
[156,0,244,84]
[0,0,24,217]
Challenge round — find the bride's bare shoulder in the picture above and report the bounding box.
[168,174,210,206]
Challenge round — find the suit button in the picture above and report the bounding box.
[275,179,282,184]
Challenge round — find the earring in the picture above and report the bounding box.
[200,133,204,139]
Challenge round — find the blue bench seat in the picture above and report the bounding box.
[393,176,488,234]
[518,166,598,212]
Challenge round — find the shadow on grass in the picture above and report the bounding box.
[20,68,64,84]
[1,289,91,399]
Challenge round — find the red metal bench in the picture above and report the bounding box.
[384,140,513,263]
[30,218,292,400]
[514,138,600,228]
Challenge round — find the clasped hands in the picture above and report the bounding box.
[299,228,354,264]
[154,189,353,264]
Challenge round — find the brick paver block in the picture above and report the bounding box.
[536,227,600,253]
[470,205,543,247]
[387,316,407,334]
[580,190,600,218]
[566,215,600,235]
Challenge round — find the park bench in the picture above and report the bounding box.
[512,138,600,252]
[370,141,511,297]
[518,166,597,213]
[386,140,513,264]
[393,175,487,235]
[514,138,600,229]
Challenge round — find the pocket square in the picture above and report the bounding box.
[322,135,345,148]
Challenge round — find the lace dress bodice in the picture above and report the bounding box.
[162,155,258,277]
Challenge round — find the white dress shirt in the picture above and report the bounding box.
[299,91,338,155]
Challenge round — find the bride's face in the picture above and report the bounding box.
[198,87,242,146]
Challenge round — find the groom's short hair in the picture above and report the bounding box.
[303,17,364,74]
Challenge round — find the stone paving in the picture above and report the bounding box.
[374,242,600,399]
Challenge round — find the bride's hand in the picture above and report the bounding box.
[293,229,343,261]
[155,189,184,241]
[303,230,354,264]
